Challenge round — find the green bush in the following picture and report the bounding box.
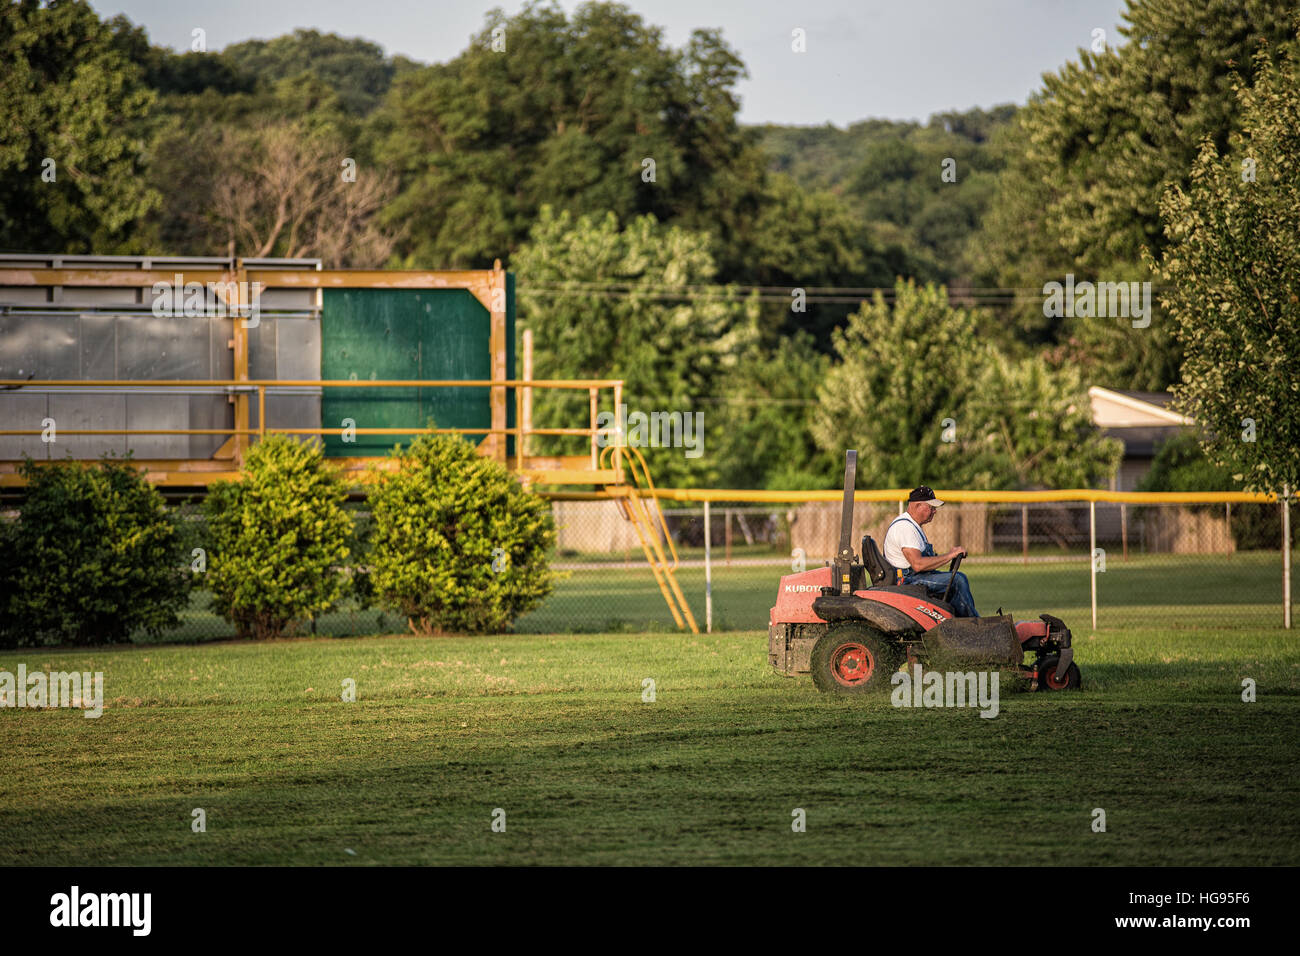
[368,434,557,634]
[203,435,352,640]
[0,457,190,647]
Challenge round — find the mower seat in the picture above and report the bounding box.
[861,535,900,586]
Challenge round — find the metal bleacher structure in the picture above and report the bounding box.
[0,254,698,632]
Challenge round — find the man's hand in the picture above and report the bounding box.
[902,546,967,574]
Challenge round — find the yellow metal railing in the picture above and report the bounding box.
[0,377,625,485]
[598,443,699,634]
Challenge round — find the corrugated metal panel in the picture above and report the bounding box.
[210,316,233,379]
[117,314,210,380]
[188,393,230,459]
[124,394,188,458]
[271,316,321,439]
[0,394,49,460]
[48,393,127,458]
[506,271,516,457]
[79,314,117,379]
[0,255,322,462]
[0,313,79,377]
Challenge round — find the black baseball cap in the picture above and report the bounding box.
[908,486,945,507]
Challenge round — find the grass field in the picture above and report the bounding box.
[2,625,1298,865]
[145,551,1296,642]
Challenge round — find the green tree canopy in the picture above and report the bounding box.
[513,206,760,487]
[812,280,1119,489]
[1152,38,1300,494]
[224,29,408,115]
[974,0,1299,388]
[0,0,160,252]
[373,1,768,271]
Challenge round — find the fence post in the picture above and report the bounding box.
[1284,484,1292,630]
[1121,503,1128,561]
[724,508,732,567]
[704,499,713,634]
[1021,504,1028,565]
[1090,500,1097,631]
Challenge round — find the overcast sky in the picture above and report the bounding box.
[90,0,1131,126]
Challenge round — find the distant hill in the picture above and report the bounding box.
[750,105,1018,281]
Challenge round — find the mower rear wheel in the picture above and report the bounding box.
[1036,655,1081,691]
[810,625,900,695]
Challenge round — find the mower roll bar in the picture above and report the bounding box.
[832,450,858,594]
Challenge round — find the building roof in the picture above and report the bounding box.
[1088,386,1193,428]
[1110,389,1174,408]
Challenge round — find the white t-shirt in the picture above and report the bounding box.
[883,513,929,571]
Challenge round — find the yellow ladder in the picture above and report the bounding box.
[601,444,699,633]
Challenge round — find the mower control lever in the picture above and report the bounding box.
[941,554,963,605]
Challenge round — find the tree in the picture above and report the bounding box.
[757,106,1017,299]
[107,15,255,97]
[513,206,759,488]
[1137,431,1281,550]
[0,456,190,647]
[812,280,1119,489]
[0,0,160,253]
[743,173,874,348]
[204,119,398,265]
[367,434,556,634]
[373,1,770,270]
[961,354,1122,489]
[203,436,353,640]
[1152,40,1300,494]
[975,0,1299,389]
[812,281,989,488]
[223,29,404,116]
[708,333,839,490]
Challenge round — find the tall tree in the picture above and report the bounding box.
[974,0,1299,389]
[513,207,759,488]
[708,333,839,490]
[812,280,1119,489]
[0,0,160,253]
[141,66,387,259]
[223,29,408,116]
[373,1,770,272]
[1152,40,1300,494]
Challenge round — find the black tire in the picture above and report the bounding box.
[1035,655,1081,691]
[810,624,901,695]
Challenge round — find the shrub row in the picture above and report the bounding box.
[0,434,556,646]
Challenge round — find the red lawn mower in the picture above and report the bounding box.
[768,451,1081,694]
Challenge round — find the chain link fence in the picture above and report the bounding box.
[520,495,1295,634]
[2,494,1293,642]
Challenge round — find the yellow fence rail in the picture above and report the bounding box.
[546,488,1280,504]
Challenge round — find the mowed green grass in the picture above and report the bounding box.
[2,625,1298,865]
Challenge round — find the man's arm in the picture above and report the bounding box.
[900,546,966,573]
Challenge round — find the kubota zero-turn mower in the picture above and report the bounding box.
[768,451,1081,694]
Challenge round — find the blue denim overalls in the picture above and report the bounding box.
[892,518,979,617]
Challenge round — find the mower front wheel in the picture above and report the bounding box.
[1035,655,1081,691]
[810,625,900,695]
